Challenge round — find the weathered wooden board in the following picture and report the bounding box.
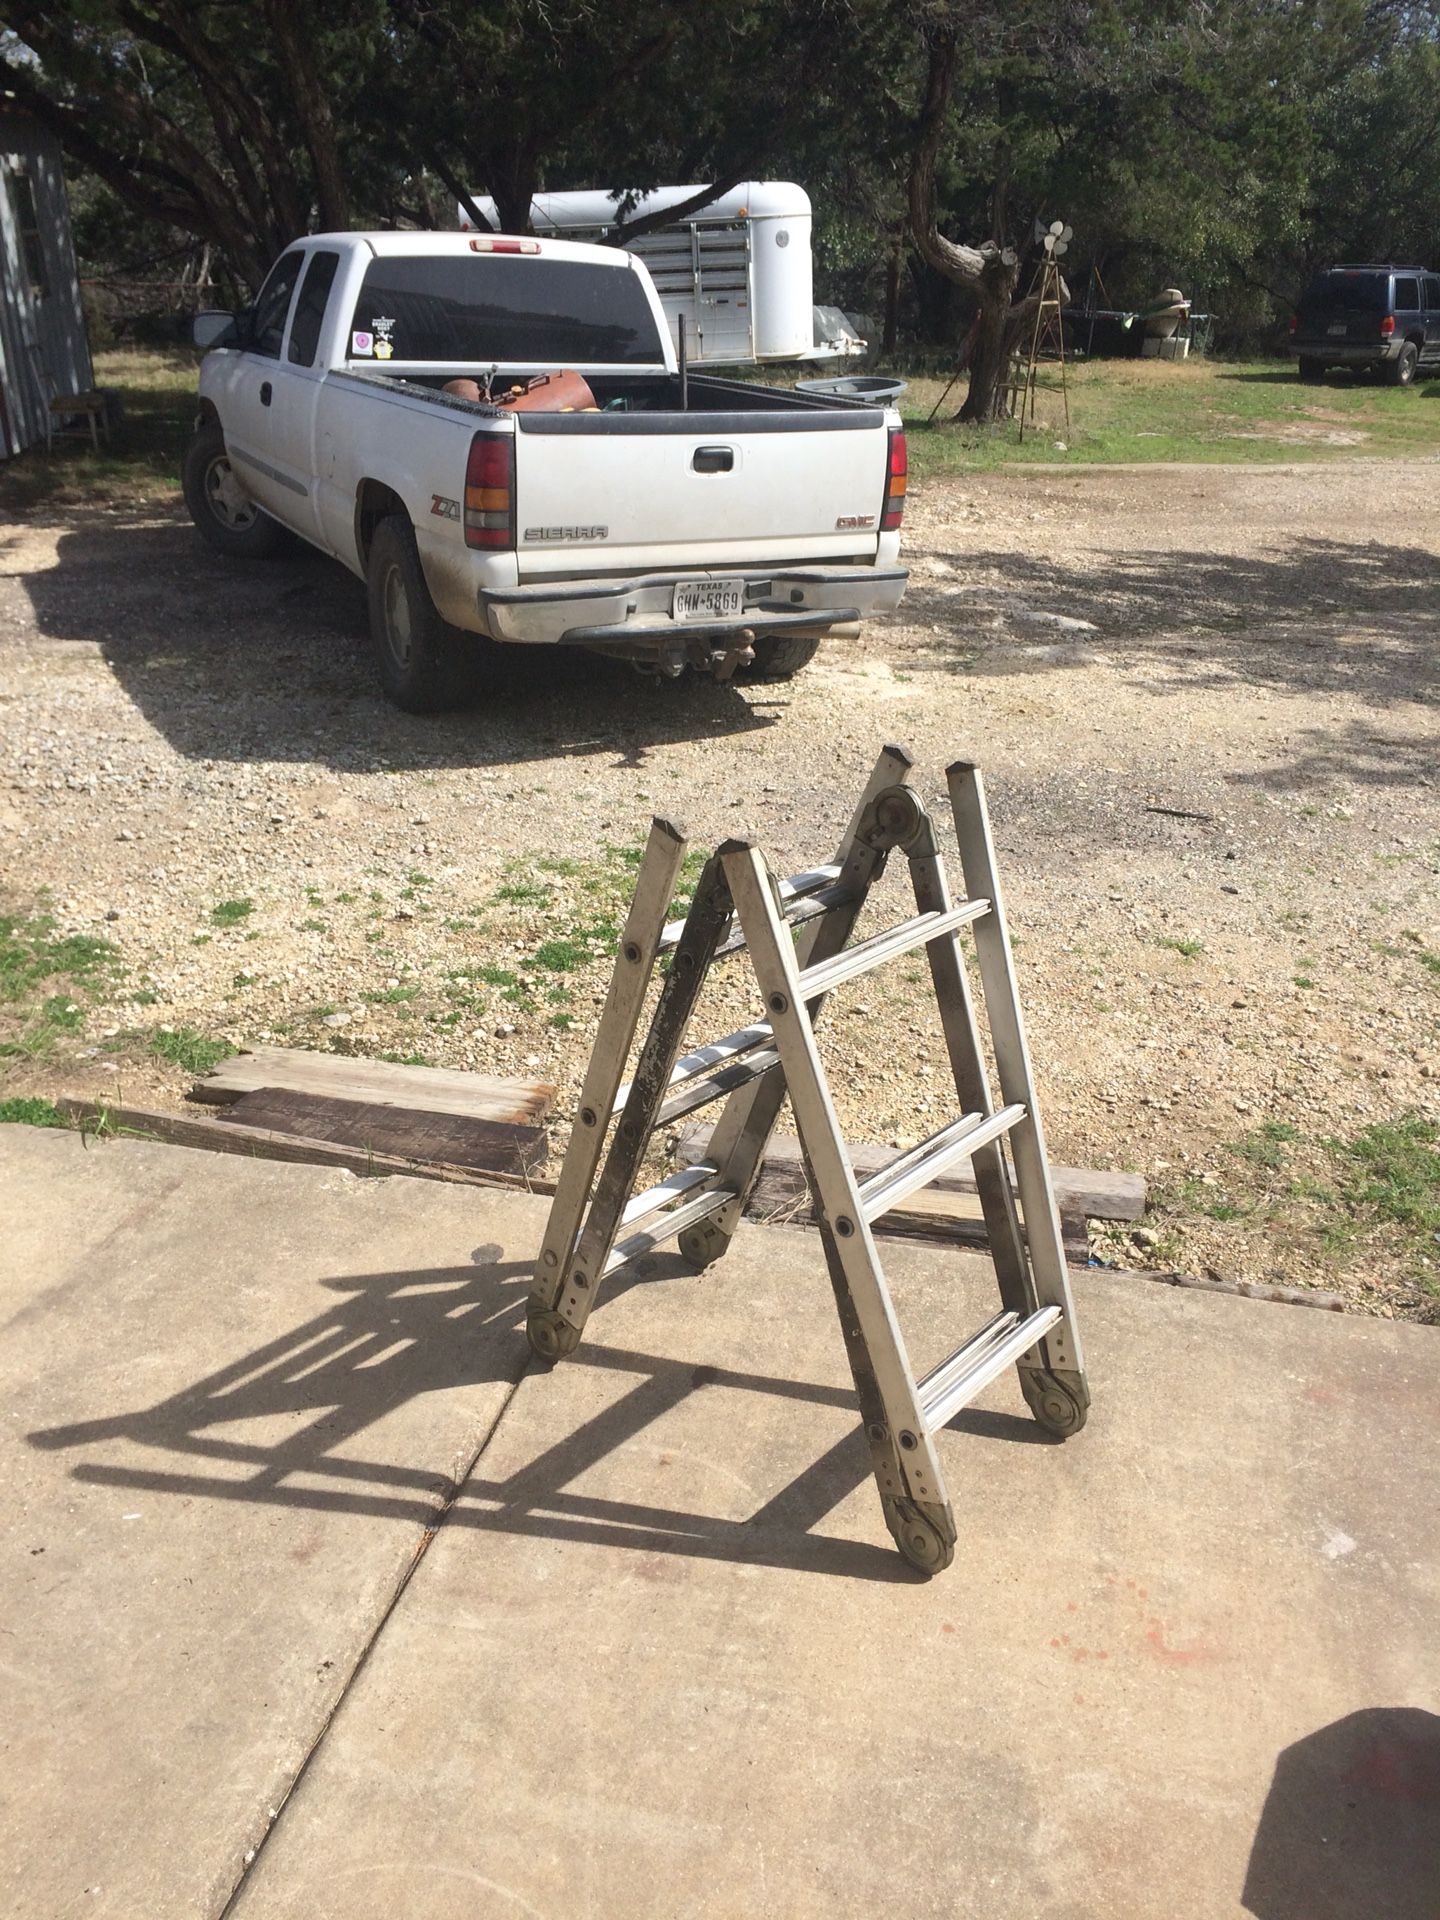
[190,1046,554,1126]
[217,1088,548,1177]
[678,1124,1145,1221]
[57,1099,557,1194]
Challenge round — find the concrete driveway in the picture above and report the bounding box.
[2,1125,1436,1918]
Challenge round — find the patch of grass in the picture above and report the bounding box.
[1156,935,1205,960]
[379,1050,432,1068]
[210,898,254,928]
[0,1095,66,1127]
[0,911,117,1004]
[533,937,589,972]
[495,878,554,908]
[1293,974,1316,989]
[148,1027,236,1075]
[298,918,329,934]
[1228,1119,1302,1171]
[548,1012,575,1030]
[1333,1115,1440,1234]
[0,346,198,518]
[363,985,418,1005]
[901,355,1440,478]
[335,891,357,905]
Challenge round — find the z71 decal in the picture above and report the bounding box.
[430,494,461,520]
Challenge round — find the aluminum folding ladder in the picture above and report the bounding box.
[528,745,1090,1574]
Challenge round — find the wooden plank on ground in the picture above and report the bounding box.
[678,1124,1144,1221]
[216,1088,548,1177]
[190,1046,554,1125]
[56,1099,558,1194]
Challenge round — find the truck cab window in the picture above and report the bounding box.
[288,251,341,367]
[249,250,305,359]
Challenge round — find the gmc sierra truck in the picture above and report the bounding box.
[183,231,908,712]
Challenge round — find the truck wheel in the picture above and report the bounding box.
[1385,342,1419,386]
[367,515,499,713]
[739,633,822,681]
[1297,358,1325,382]
[181,423,287,558]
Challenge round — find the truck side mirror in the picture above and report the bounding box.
[191,310,241,350]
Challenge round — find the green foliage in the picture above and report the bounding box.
[210,898,254,928]
[148,1028,236,1075]
[0,1096,66,1128]
[1334,1116,1440,1234]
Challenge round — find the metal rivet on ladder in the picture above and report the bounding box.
[579,1106,598,1128]
[767,991,788,1015]
[899,1430,918,1451]
[572,1270,588,1289]
[623,940,642,963]
[542,1249,558,1268]
[835,1215,855,1238]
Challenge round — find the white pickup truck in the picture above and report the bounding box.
[183,231,908,712]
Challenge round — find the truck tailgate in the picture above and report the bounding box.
[511,409,890,576]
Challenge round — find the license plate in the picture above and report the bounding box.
[1328,322,1348,336]
[673,579,744,621]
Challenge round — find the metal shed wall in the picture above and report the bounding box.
[0,109,94,459]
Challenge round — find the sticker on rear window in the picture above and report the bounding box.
[351,330,374,356]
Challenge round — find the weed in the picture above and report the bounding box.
[1227,1120,1302,1170]
[1333,1114,1440,1233]
[298,918,329,934]
[1293,975,1315,989]
[148,1028,236,1074]
[0,1096,65,1127]
[533,937,589,972]
[363,985,419,1005]
[190,934,212,946]
[210,898,254,928]
[0,911,116,1004]
[548,1012,575,1030]
[379,1050,432,1068]
[335,891,356,905]
[1156,935,1204,960]
[496,878,553,908]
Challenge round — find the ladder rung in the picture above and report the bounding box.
[858,1104,1026,1224]
[656,1048,780,1127]
[658,863,845,954]
[795,900,989,999]
[613,1021,772,1118]
[618,1162,717,1230]
[918,1306,1062,1434]
[601,1182,738,1278]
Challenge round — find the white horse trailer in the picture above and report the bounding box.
[457,182,860,367]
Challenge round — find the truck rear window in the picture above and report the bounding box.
[1299,271,1389,317]
[347,256,666,365]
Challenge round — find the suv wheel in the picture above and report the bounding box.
[1297,358,1325,382]
[1386,341,1420,386]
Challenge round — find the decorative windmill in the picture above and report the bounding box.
[1010,221,1072,441]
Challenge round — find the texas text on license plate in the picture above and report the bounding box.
[673,578,744,620]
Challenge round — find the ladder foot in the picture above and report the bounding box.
[883,1496,956,1576]
[677,1218,730,1272]
[527,1308,582,1363]
[1020,1367,1090,1438]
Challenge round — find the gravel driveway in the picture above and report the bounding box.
[2,460,1436,1314]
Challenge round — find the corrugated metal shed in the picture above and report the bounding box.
[0,106,94,459]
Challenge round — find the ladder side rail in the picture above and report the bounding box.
[552,854,738,1339]
[530,816,690,1314]
[693,750,915,1258]
[904,817,1037,1326]
[945,762,1089,1397]
[722,839,955,1566]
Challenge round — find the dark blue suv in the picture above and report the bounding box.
[1289,265,1440,384]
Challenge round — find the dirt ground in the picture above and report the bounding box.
[1,461,1436,1314]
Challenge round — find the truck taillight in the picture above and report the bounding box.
[881,427,907,532]
[1381,314,1396,336]
[1288,313,1298,335]
[465,431,514,549]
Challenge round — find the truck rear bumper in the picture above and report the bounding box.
[477,565,908,650]
[1290,340,1402,365]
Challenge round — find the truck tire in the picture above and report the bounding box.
[182,422,288,558]
[739,632,822,681]
[1385,341,1419,386]
[367,514,501,713]
[1297,357,1325,382]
